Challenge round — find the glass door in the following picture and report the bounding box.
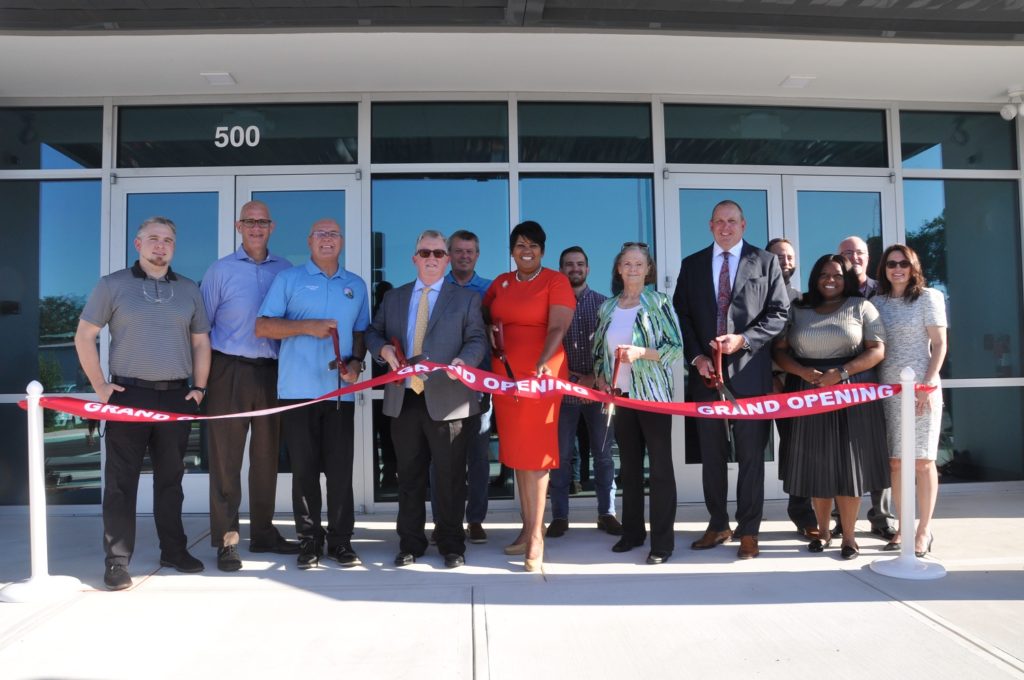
[663,174,784,502]
[235,174,368,511]
[110,176,235,513]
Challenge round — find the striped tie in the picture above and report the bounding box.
[717,252,731,336]
[411,287,430,394]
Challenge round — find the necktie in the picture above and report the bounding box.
[717,252,731,336]
[411,287,430,394]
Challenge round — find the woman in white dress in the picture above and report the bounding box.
[873,244,948,557]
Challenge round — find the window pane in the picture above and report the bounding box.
[250,190,347,267]
[118,104,357,168]
[520,175,654,297]
[795,191,881,292]
[940,387,1024,482]
[0,180,102,504]
[904,179,1023,379]
[124,192,220,285]
[519,103,652,163]
[0,107,103,170]
[901,111,1017,170]
[372,103,508,163]
[665,105,887,167]
[678,188,769,260]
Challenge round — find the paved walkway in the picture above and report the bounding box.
[1,482,1022,680]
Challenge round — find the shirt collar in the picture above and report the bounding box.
[234,245,282,264]
[304,258,345,279]
[130,260,177,281]
[445,271,482,288]
[712,241,745,261]
[414,277,445,294]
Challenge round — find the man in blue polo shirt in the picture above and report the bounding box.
[256,218,370,569]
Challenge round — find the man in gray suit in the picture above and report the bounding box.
[365,230,488,569]
[674,200,789,559]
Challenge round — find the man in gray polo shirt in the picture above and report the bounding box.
[75,216,212,591]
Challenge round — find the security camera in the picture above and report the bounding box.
[1000,103,1018,121]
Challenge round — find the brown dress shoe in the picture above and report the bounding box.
[737,535,760,559]
[691,528,733,550]
[798,527,821,541]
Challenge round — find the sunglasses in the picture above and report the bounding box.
[416,249,448,259]
[885,260,912,269]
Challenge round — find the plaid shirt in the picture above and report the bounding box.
[562,285,607,405]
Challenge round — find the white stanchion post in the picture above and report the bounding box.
[870,367,945,580]
[0,381,83,602]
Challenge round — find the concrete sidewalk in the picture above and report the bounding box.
[1,482,1022,680]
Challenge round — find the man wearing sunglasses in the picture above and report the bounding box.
[201,201,297,572]
[256,218,370,569]
[75,216,211,590]
[837,235,897,541]
[365,230,487,569]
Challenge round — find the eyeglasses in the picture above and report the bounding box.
[885,260,912,269]
[841,249,867,258]
[416,249,449,259]
[142,279,175,304]
[239,218,273,229]
[311,230,342,240]
[621,242,649,250]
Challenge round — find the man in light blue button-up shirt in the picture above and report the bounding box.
[201,200,297,571]
[256,218,369,570]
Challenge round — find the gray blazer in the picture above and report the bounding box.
[365,279,487,421]
[673,241,790,398]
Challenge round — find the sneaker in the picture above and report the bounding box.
[297,537,323,570]
[597,514,624,536]
[104,564,132,591]
[328,544,362,568]
[467,522,488,544]
[216,545,242,572]
[159,550,205,574]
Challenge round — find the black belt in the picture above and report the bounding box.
[111,376,189,391]
[213,350,277,367]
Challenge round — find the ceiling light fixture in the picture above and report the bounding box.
[201,72,237,86]
[779,75,816,89]
[999,87,1024,121]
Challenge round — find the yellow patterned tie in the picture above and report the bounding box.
[411,287,430,394]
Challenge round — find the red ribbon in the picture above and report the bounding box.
[20,361,933,424]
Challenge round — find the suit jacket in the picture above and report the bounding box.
[673,241,789,398]
[365,279,487,421]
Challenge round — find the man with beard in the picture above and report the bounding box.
[546,246,622,538]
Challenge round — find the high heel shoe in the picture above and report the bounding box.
[524,540,544,572]
[503,542,527,556]
[915,534,933,558]
[881,539,901,551]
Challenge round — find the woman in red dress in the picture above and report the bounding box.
[483,221,575,572]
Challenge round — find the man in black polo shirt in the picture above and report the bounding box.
[75,216,212,591]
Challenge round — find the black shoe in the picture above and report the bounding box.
[104,564,132,591]
[546,518,569,538]
[612,537,638,553]
[915,534,934,558]
[159,551,204,574]
[328,544,362,568]
[881,540,901,552]
[646,551,671,565]
[444,553,465,569]
[808,538,833,553]
[297,538,323,570]
[597,514,624,536]
[841,543,860,560]
[216,545,242,572]
[570,481,583,495]
[871,526,898,541]
[394,551,418,567]
[250,535,301,555]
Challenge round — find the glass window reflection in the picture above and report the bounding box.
[795,191,881,290]
[901,111,1017,171]
[250,190,346,266]
[124,192,220,285]
[940,387,1024,482]
[678,188,768,260]
[518,103,652,163]
[372,103,508,164]
[520,175,654,297]
[0,107,103,170]
[904,179,1023,380]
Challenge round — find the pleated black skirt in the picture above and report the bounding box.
[779,357,890,499]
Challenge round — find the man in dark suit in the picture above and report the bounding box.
[673,200,789,559]
[365,230,488,569]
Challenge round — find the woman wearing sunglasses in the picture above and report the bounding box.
[872,244,948,558]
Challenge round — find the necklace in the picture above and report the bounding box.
[516,268,542,283]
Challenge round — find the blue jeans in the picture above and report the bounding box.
[431,397,492,524]
[552,401,616,519]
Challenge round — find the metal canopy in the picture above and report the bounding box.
[2,0,1024,43]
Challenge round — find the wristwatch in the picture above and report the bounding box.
[190,385,207,395]
[345,357,366,372]
[838,367,850,381]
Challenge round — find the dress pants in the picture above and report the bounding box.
[103,385,192,567]
[615,405,676,554]
[392,391,472,557]
[552,401,617,519]
[775,417,816,530]
[205,352,282,548]
[280,400,355,549]
[697,416,768,537]
[430,395,491,525]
